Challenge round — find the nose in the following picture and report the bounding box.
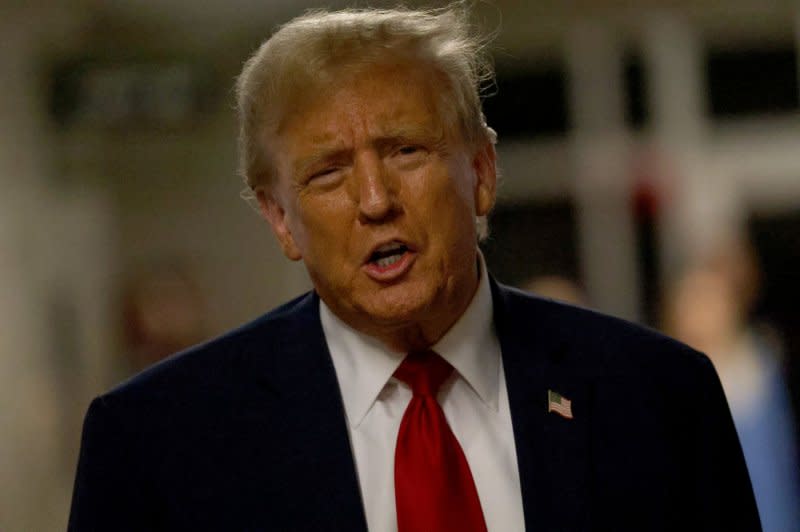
[354,152,398,223]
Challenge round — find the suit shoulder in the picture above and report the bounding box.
[495,283,712,376]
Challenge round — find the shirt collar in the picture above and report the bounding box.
[432,254,500,412]
[321,253,500,428]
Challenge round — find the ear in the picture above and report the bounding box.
[472,140,497,216]
[255,188,303,261]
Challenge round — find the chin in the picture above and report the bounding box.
[357,295,431,325]
[354,281,446,325]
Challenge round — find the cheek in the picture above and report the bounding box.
[413,158,475,207]
[296,194,356,254]
[441,170,479,224]
[407,176,474,246]
[447,158,478,210]
[416,183,478,257]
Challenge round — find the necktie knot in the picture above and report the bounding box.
[394,350,453,397]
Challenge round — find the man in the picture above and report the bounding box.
[69,5,761,531]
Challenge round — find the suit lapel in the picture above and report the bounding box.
[243,293,368,531]
[237,282,593,530]
[492,280,594,531]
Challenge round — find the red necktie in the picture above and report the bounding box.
[393,351,488,532]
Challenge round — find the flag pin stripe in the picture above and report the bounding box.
[547,389,573,419]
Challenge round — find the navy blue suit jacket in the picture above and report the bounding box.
[69,280,761,531]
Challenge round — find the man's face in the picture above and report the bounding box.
[257,63,496,349]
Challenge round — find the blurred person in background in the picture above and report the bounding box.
[663,237,800,532]
[121,263,209,372]
[68,4,760,531]
[520,274,589,308]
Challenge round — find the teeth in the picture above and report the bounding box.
[376,254,403,268]
[375,241,404,253]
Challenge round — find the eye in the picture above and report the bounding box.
[396,145,421,156]
[306,166,342,182]
[311,167,337,179]
[390,144,429,170]
[302,166,344,189]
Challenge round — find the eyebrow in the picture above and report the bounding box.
[292,145,350,179]
[292,123,445,177]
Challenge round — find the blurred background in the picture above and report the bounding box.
[2,0,799,529]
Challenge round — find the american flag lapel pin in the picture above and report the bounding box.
[547,389,573,419]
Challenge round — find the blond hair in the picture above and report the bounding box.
[235,3,495,190]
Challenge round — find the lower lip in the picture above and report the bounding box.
[363,251,416,282]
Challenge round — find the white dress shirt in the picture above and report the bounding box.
[321,259,526,532]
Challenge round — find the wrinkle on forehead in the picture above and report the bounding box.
[276,60,451,138]
[275,65,454,179]
[296,120,447,159]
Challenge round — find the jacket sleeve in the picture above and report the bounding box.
[68,396,159,531]
[689,353,762,531]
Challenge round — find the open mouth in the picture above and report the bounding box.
[369,241,409,268]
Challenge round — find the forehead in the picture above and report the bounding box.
[277,63,448,147]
